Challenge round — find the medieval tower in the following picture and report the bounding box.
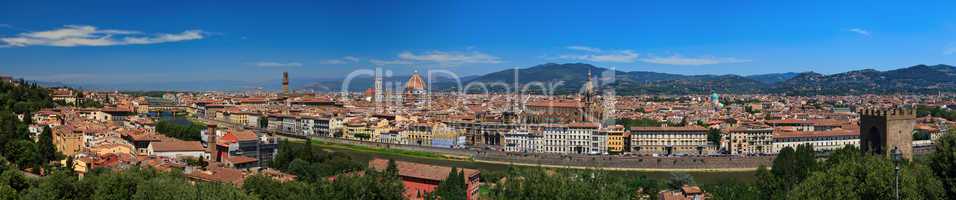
[859,108,916,160]
[282,71,290,96]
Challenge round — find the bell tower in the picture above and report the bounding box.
[859,108,915,160]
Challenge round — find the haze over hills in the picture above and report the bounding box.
[27,63,956,95]
[462,63,956,95]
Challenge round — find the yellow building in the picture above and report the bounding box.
[604,125,626,153]
[344,120,372,141]
[431,123,464,148]
[91,143,135,156]
[371,119,392,142]
[228,111,258,127]
[53,126,85,157]
[401,123,433,146]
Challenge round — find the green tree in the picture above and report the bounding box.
[34,170,78,199]
[385,159,398,177]
[243,174,293,200]
[788,153,944,200]
[37,126,57,164]
[703,181,760,200]
[326,170,404,200]
[287,159,315,182]
[131,175,196,200]
[0,184,16,200]
[3,140,38,169]
[667,172,696,190]
[154,120,204,141]
[19,187,55,200]
[928,129,956,197]
[195,183,256,200]
[793,144,818,181]
[492,167,631,200]
[0,170,30,193]
[258,117,268,129]
[91,167,156,200]
[271,139,294,170]
[707,128,722,147]
[431,167,466,200]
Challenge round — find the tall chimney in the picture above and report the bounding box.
[282,71,290,96]
[207,123,218,162]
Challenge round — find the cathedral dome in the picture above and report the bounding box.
[405,71,426,93]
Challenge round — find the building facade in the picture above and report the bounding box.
[631,127,710,155]
[723,128,774,155]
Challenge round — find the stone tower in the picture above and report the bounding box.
[206,123,220,162]
[859,108,915,160]
[282,71,290,96]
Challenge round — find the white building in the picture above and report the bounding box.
[589,130,608,155]
[147,141,206,159]
[723,128,774,155]
[541,123,599,154]
[772,129,859,153]
[631,126,711,155]
[504,129,542,153]
[246,114,261,128]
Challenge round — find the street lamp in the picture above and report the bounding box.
[891,146,902,200]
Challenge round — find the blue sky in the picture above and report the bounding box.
[2,0,956,85]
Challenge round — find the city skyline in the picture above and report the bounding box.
[3,0,956,87]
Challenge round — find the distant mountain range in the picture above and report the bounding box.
[461,63,956,95]
[30,63,956,95]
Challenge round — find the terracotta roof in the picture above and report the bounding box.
[225,155,258,164]
[368,158,478,182]
[526,100,582,108]
[681,185,703,194]
[186,166,246,185]
[237,98,268,103]
[630,126,708,132]
[150,141,204,152]
[568,122,600,129]
[659,191,691,200]
[405,72,426,91]
[773,129,859,139]
[765,119,810,125]
[233,130,258,141]
[220,130,257,145]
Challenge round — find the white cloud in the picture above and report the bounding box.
[372,50,502,66]
[370,59,413,66]
[848,28,871,36]
[567,45,602,52]
[945,45,956,55]
[559,50,639,63]
[0,25,206,47]
[255,62,303,67]
[640,55,751,66]
[320,56,361,64]
[397,51,501,66]
[21,73,171,83]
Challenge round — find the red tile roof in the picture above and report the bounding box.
[368,158,478,182]
[773,129,859,139]
[526,100,582,108]
[151,141,204,152]
[630,126,708,132]
[225,155,258,164]
[186,166,246,185]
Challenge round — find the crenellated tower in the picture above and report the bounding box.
[859,108,916,160]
